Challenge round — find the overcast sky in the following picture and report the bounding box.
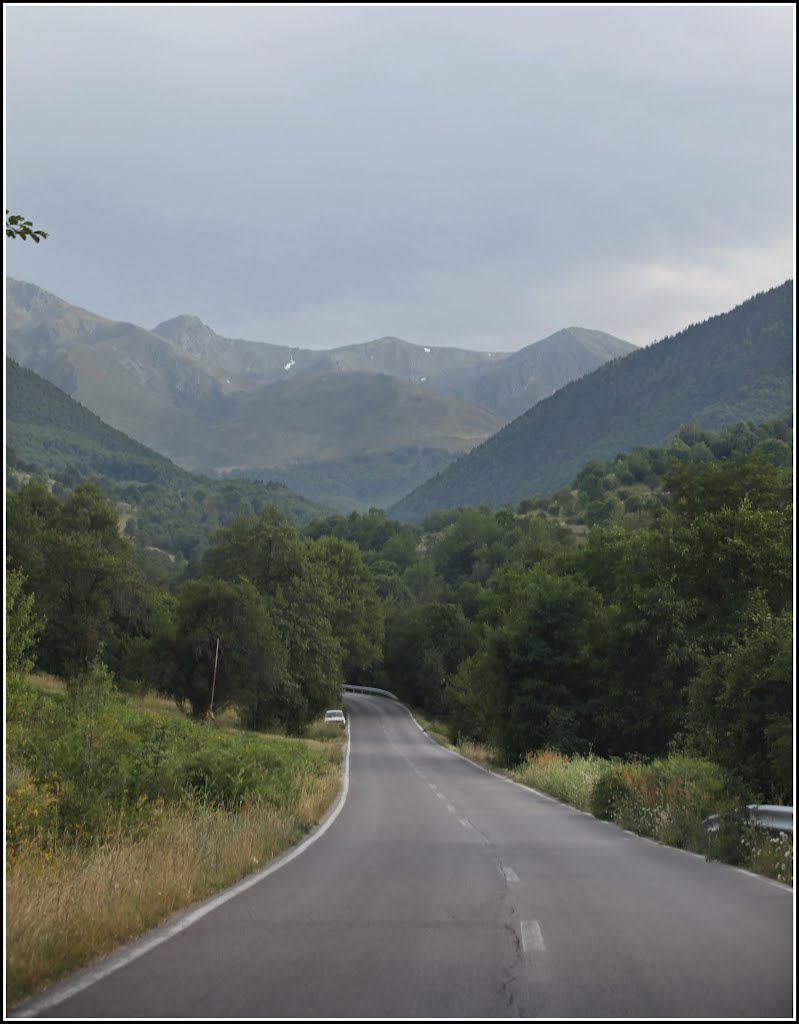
[5,5,795,351]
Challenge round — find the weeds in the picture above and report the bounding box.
[6,674,344,1007]
[513,749,604,812]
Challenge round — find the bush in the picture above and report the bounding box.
[590,761,631,821]
[6,669,341,854]
[590,755,729,845]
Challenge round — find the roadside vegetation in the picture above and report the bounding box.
[411,722,793,887]
[513,750,792,885]
[6,671,344,1007]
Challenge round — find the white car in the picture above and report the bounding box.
[324,709,347,728]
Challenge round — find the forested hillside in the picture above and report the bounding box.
[390,282,793,520]
[6,358,194,484]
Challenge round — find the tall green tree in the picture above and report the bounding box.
[305,536,384,682]
[476,566,606,762]
[201,506,342,729]
[163,578,292,727]
[383,602,478,714]
[688,608,793,802]
[6,482,144,677]
[5,568,43,677]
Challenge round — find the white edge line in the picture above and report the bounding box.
[11,732,353,1018]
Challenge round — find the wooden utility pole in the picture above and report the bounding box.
[207,636,220,721]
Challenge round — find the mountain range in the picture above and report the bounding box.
[5,278,634,510]
[389,281,794,520]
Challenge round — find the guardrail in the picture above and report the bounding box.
[704,805,793,834]
[343,684,400,702]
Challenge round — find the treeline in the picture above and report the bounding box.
[6,486,383,734]
[6,415,792,802]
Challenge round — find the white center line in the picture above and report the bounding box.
[436,792,446,801]
[446,803,457,814]
[459,818,472,830]
[521,919,546,955]
[501,865,520,884]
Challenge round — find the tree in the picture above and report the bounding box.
[664,454,792,520]
[6,210,48,242]
[163,578,292,727]
[477,566,606,762]
[201,506,343,730]
[305,536,384,682]
[688,608,793,802]
[383,602,478,715]
[6,482,144,677]
[6,568,43,676]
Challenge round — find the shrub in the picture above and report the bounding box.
[590,755,729,845]
[515,750,604,812]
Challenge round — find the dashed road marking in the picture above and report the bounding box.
[521,919,546,955]
[459,818,473,830]
[520,919,551,983]
[500,865,520,885]
[446,803,457,814]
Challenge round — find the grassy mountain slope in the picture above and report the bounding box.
[6,280,229,461]
[199,371,504,470]
[5,359,329,532]
[152,314,324,390]
[226,448,460,514]
[389,282,794,520]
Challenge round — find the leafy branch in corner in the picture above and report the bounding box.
[6,210,49,243]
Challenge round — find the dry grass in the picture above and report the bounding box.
[26,672,65,693]
[457,740,495,768]
[512,750,605,812]
[411,711,455,749]
[6,759,340,1008]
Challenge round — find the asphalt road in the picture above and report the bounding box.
[16,694,794,1018]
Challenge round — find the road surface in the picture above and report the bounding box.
[15,694,795,1018]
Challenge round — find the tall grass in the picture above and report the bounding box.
[7,783,338,1006]
[512,749,604,811]
[6,669,344,1007]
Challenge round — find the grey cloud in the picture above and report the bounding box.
[6,6,793,351]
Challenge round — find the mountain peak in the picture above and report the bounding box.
[152,314,220,350]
